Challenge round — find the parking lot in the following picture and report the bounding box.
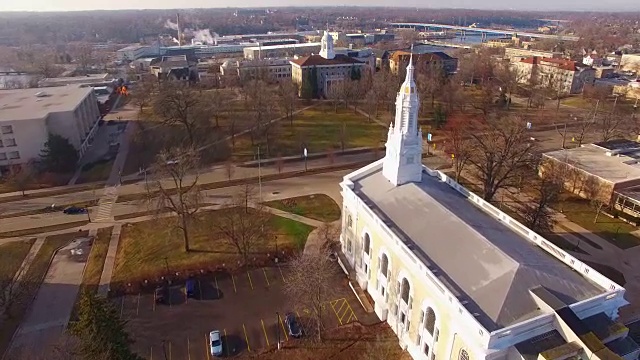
[114,263,371,359]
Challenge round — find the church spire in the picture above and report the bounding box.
[382,45,423,186]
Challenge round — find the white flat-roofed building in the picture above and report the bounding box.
[0,86,101,170]
[243,42,321,60]
[116,45,156,61]
[339,53,634,360]
[38,73,113,88]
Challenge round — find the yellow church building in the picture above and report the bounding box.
[339,55,637,360]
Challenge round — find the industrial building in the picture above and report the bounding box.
[0,86,101,170]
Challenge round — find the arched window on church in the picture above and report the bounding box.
[380,254,389,277]
[363,234,370,255]
[425,307,436,336]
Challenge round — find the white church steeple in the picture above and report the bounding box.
[319,31,335,60]
[382,50,423,186]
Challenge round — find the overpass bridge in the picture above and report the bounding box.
[390,22,580,41]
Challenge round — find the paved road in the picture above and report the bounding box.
[7,237,93,358]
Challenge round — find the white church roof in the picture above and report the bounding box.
[350,166,605,331]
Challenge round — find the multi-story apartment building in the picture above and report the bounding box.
[389,51,458,75]
[340,55,637,360]
[513,56,595,95]
[290,31,369,98]
[504,47,563,63]
[220,58,293,82]
[0,86,101,172]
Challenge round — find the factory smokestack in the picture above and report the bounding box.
[176,13,182,47]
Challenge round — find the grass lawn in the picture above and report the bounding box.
[232,104,386,161]
[0,239,36,285]
[112,209,314,286]
[76,160,114,184]
[69,227,113,322]
[264,194,341,222]
[0,231,86,354]
[0,220,90,239]
[551,199,640,249]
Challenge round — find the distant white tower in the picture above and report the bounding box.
[382,52,423,186]
[319,31,335,60]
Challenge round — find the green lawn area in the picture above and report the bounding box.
[232,104,386,161]
[0,239,35,285]
[0,220,90,239]
[76,160,114,184]
[264,194,341,222]
[0,232,85,354]
[112,209,314,286]
[551,199,640,250]
[69,227,113,322]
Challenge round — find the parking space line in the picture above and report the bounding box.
[224,329,229,357]
[214,277,220,298]
[279,313,288,341]
[242,324,251,352]
[136,293,140,316]
[263,268,270,286]
[261,319,270,347]
[119,297,124,318]
[231,275,237,293]
[277,264,285,282]
[153,291,156,312]
[247,271,254,290]
[184,286,188,304]
[346,300,359,322]
[331,300,343,326]
[168,341,172,360]
[150,346,153,360]
[205,333,210,360]
[187,337,191,360]
[198,279,203,300]
[336,299,347,316]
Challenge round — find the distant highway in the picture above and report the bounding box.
[390,22,580,41]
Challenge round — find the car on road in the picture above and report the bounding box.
[63,206,87,215]
[285,312,303,338]
[209,330,223,356]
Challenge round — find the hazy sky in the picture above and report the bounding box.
[0,0,638,12]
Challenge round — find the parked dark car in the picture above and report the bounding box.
[285,312,303,338]
[186,279,196,298]
[63,206,87,215]
[155,286,167,304]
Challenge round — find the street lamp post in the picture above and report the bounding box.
[303,147,308,171]
[276,312,281,350]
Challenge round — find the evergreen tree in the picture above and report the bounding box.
[350,66,361,81]
[301,69,314,99]
[69,291,142,360]
[39,134,78,172]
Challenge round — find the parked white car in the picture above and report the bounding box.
[209,330,223,356]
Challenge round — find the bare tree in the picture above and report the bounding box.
[146,147,202,252]
[208,88,232,128]
[518,171,562,234]
[70,42,95,75]
[442,115,472,182]
[599,114,627,142]
[4,164,35,196]
[130,77,156,117]
[283,249,337,342]
[210,185,272,264]
[276,81,298,126]
[244,79,279,154]
[466,116,538,201]
[415,61,446,111]
[152,83,209,145]
[224,159,234,181]
[583,177,606,223]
